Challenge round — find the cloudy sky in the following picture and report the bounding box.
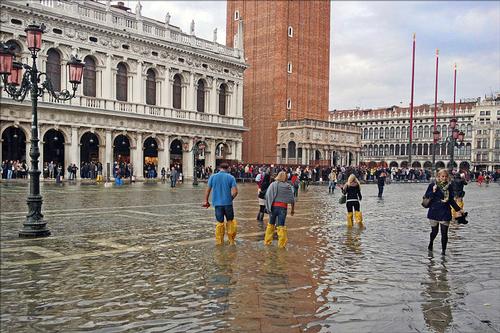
[120,1,499,110]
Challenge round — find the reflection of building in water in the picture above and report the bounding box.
[0,0,246,179]
[421,256,452,333]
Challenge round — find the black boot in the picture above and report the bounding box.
[257,212,264,221]
[428,226,438,251]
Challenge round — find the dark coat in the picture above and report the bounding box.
[425,183,461,221]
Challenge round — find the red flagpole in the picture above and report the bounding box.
[453,63,457,117]
[434,49,439,133]
[408,33,416,166]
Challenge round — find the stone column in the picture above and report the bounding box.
[211,79,217,114]
[134,132,144,179]
[164,68,171,108]
[71,127,79,169]
[158,135,168,170]
[182,138,194,181]
[103,54,113,100]
[135,61,143,104]
[187,73,195,111]
[237,82,243,117]
[208,139,216,169]
[181,83,188,110]
[64,142,71,178]
[105,130,113,179]
[25,141,32,169]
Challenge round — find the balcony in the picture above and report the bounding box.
[0,93,244,128]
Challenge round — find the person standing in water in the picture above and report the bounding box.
[423,169,464,255]
[264,171,295,248]
[342,174,364,228]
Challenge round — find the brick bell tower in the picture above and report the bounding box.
[227,0,330,164]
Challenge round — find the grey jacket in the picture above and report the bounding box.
[265,181,295,212]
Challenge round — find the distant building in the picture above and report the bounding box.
[329,102,476,170]
[226,1,331,164]
[471,93,500,172]
[0,0,246,179]
[277,119,361,166]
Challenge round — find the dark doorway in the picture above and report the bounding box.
[2,126,26,161]
[43,129,65,170]
[80,132,99,163]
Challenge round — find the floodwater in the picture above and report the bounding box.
[0,180,499,332]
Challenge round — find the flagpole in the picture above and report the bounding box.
[408,33,416,168]
[453,63,457,117]
[432,49,439,176]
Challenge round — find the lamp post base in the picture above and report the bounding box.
[19,221,51,238]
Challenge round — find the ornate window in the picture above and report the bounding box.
[288,141,296,158]
[46,49,61,91]
[83,56,96,97]
[116,63,128,101]
[196,79,205,112]
[219,83,227,115]
[146,69,156,105]
[173,74,182,109]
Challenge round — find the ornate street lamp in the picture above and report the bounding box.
[0,22,84,237]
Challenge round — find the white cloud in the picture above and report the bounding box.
[115,1,499,110]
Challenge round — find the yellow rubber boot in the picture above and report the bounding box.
[215,222,225,245]
[226,220,237,245]
[264,224,275,245]
[347,212,354,228]
[277,226,288,248]
[355,211,364,228]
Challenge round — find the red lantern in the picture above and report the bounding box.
[458,131,465,142]
[433,130,440,142]
[452,129,459,140]
[67,56,85,84]
[0,44,13,75]
[25,24,44,52]
[449,118,457,129]
[7,61,23,86]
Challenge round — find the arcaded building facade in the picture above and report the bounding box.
[227,1,330,163]
[1,0,246,180]
[471,94,500,172]
[329,102,476,170]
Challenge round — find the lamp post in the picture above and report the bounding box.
[431,118,465,176]
[0,23,84,237]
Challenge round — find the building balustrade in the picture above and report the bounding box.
[1,92,244,127]
[25,0,240,58]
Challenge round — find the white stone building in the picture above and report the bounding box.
[0,0,246,179]
[471,93,500,172]
[329,102,476,171]
[277,119,361,166]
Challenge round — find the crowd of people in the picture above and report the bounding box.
[1,160,28,179]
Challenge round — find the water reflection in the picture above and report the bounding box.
[421,255,452,333]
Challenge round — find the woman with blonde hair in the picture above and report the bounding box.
[342,174,363,228]
[264,171,295,248]
[423,169,463,255]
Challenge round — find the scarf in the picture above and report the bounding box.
[437,181,449,202]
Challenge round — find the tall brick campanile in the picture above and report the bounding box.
[227,1,330,164]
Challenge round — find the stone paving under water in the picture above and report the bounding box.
[0,180,499,333]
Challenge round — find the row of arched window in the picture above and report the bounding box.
[362,124,472,140]
[362,143,472,157]
[7,40,229,115]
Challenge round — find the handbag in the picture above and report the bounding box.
[421,196,431,208]
[338,194,347,204]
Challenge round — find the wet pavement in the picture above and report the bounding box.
[0,180,499,333]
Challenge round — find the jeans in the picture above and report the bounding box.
[378,184,384,197]
[214,205,234,222]
[329,181,336,191]
[269,206,287,227]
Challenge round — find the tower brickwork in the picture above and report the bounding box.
[227,0,330,163]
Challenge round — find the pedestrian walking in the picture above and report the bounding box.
[264,171,295,248]
[342,174,364,228]
[450,173,467,221]
[328,169,337,194]
[423,169,464,255]
[170,167,178,187]
[204,163,238,245]
[257,173,271,223]
[376,169,387,198]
